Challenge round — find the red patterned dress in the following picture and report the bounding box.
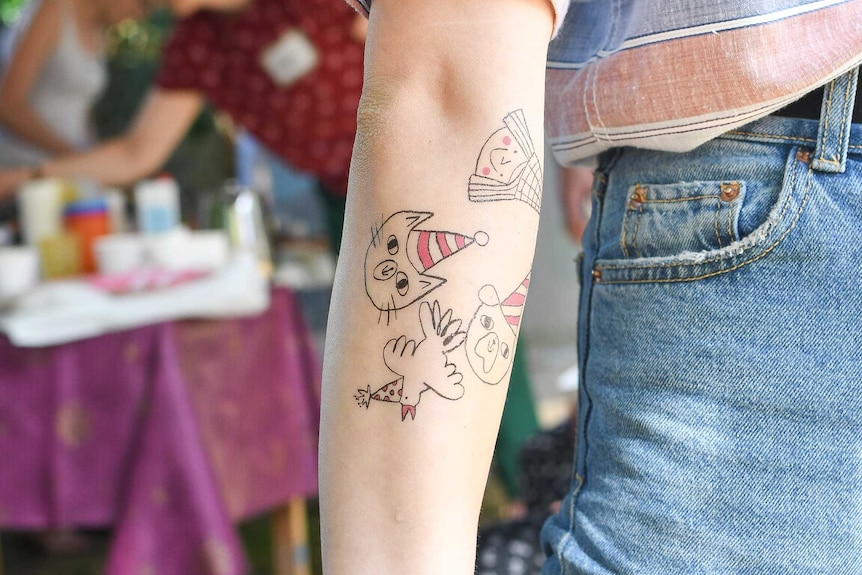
[156,0,364,196]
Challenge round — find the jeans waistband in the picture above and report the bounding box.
[774,86,862,124]
[726,67,860,174]
[720,115,862,150]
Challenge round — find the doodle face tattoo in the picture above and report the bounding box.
[477,127,528,183]
[468,109,542,214]
[354,110,540,422]
[365,211,488,323]
[466,276,529,385]
[355,301,467,420]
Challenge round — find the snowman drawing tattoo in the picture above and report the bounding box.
[365,211,488,324]
[468,109,542,214]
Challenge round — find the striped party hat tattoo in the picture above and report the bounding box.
[465,274,530,385]
[365,211,488,324]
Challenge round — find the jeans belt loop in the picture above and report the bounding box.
[812,66,859,173]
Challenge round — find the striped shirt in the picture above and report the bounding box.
[345,0,862,166]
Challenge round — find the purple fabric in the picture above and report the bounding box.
[0,288,321,575]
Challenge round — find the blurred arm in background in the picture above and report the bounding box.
[0,0,73,155]
[0,88,203,198]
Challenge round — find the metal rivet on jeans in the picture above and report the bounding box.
[796,149,811,163]
[591,266,602,282]
[629,185,647,209]
[719,182,740,202]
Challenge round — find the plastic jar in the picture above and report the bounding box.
[39,233,81,279]
[134,177,180,234]
[64,198,111,273]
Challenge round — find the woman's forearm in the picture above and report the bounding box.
[0,103,76,155]
[39,89,204,187]
[40,137,156,187]
[0,0,70,156]
[319,1,554,573]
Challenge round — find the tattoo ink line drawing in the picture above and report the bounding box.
[468,109,542,214]
[355,300,467,421]
[465,274,530,385]
[365,211,489,324]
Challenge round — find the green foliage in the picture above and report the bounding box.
[90,9,233,196]
[104,10,172,65]
[0,0,28,26]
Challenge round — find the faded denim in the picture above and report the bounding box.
[542,69,862,574]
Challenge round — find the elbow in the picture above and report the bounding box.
[352,80,401,188]
[132,151,168,182]
[121,136,172,183]
[355,66,486,159]
[355,77,403,143]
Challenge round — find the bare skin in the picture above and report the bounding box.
[319,1,555,573]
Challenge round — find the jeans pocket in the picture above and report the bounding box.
[593,146,813,284]
[620,180,745,259]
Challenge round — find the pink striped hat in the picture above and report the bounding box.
[412,229,488,272]
[501,275,530,328]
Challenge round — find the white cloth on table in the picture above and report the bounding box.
[0,252,269,347]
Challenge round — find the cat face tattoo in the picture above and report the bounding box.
[365,211,488,324]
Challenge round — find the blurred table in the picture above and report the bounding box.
[0,288,320,575]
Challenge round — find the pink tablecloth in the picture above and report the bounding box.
[0,288,321,575]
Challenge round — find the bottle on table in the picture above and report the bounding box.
[63,198,111,274]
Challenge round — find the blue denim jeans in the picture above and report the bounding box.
[542,68,862,574]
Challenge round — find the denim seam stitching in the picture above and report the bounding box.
[573,473,584,495]
[726,131,816,143]
[621,207,631,258]
[558,489,579,575]
[727,198,734,241]
[642,194,718,204]
[593,173,606,199]
[568,174,607,568]
[565,473,584,554]
[724,131,862,150]
[837,70,854,162]
[714,201,723,248]
[632,205,643,257]
[573,166,601,562]
[598,153,800,271]
[599,165,811,283]
[816,77,836,164]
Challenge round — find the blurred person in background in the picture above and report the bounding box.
[0,0,366,248]
[0,0,152,166]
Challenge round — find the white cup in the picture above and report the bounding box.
[147,228,230,271]
[187,231,230,271]
[0,247,40,299]
[146,227,190,270]
[94,234,147,275]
